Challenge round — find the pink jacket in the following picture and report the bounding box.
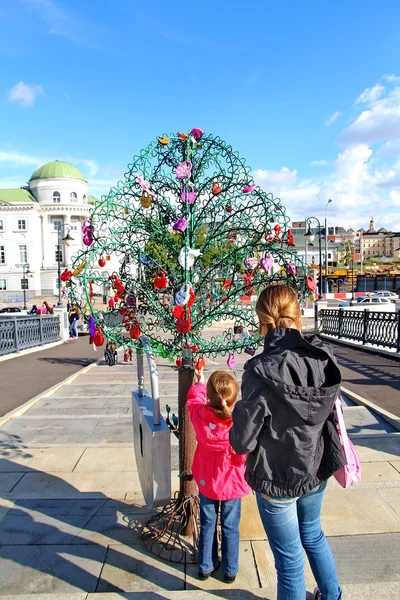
[187,382,251,501]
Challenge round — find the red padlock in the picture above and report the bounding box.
[60,269,72,282]
[93,326,105,347]
[98,257,106,267]
[274,224,282,235]
[196,357,206,370]
[226,204,233,213]
[176,309,192,334]
[129,320,141,339]
[173,305,184,318]
[176,358,183,367]
[305,274,317,292]
[154,270,167,290]
[212,182,222,195]
[187,287,196,308]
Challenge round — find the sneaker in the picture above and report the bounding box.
[313,588,321,600]
[198,560,221,581]
[224,574,237,583]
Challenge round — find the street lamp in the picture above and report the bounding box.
[56,225,74,307]
[324,199,332,293]
[304,217,323,300]
[22,264,32,310]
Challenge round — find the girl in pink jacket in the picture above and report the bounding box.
[187,368,251,583]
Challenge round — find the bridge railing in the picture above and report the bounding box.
[318,308,400,353]
[0,315,61,357]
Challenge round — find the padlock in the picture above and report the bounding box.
[173,217,189,232]
[234,324,243,334]
[98,257,106,267]
[173,305,184,318]
[244,346,256,356]
[260,254,274,272]
[175,284,190,306]
[60,269,72,282]
[176,309,192,334]
[212,181,222,195]
[196,357,206,370]
[180,184,196,204]
[129,320,141,339]
[83,231,93,246]
[176,357,183,367]
[242,184,257,193]
[93,326,105,347]
[190,127,203,140]
[187,286,196,308]
[158,136,170,145]
[227,353,236,368]
[226,204,233,213]
[154,270,167,290]
[274,224,282,235]
[141,191,152,208]
[306,274,317,292]
[176,160,192,179]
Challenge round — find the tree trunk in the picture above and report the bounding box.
[178,352,197,536]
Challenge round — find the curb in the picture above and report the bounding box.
[341,385,400,432]
[0,360,99,429]
[319,334,400,361]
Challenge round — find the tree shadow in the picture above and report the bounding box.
[0,454,185,595]
[38,357,97,367]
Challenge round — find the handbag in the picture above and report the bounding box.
[333,396,361,488]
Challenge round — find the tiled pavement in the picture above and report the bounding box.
[0,348,400,598]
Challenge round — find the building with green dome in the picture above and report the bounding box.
[0,160,98,300]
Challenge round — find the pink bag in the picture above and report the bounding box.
[333,396,361,488]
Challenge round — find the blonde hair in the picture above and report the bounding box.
[256,284,302,333]
[206,371,238,420]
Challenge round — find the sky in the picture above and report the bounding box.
[1,0,400,230]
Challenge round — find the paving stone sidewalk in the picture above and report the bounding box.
[0,348,400,599]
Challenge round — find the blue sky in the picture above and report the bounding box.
[1,0,400,229]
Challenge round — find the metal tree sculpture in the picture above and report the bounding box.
[69,129,304,562]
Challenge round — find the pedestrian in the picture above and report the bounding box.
[27,304,37,315]
[187,368,251,583]
[43,301,54,314]
[36,302,47,315]
[230,284,345,600]
[68,304,80,339]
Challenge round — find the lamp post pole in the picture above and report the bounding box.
[56,225,74,308]
[324,199,332,294]
[22,263,29,310]
[304,217,323,300]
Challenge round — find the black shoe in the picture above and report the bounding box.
[199,560,221,581]
[224,574,237,583]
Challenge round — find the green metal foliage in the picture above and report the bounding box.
[69,130,305,360]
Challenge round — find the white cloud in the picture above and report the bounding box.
[80,159,99,177]
[325,111,341,127]
[7,81,45,107]
[355,84,385,105]
[310,160,330,166]
[253,167,297,191]
[338,79,400,146]
[0,150,46,166]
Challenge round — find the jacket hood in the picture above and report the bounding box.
[194,405,233,451]
[245,328,341,425]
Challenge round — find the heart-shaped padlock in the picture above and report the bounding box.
[260,254,274,272]
[176,160,192,179]
[175,284,190,306]
[129,320,141,340]
[176,309,192,334]
[212,181,222,195]
[196,357,206,370]
[227,353,236,368]
[154,271,167,290]
[180,184,196,204]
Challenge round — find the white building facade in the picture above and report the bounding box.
[0,160,96,300]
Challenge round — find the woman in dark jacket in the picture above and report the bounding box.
[230,284,344,600]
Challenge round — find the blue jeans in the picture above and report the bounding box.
[198,492,241,577]
[256,483,342,600]
[69,320,78,337]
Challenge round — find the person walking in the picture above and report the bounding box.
[230,284,345,600]
[68,305,80,339]
[187,368,251,583]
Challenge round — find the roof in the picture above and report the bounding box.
[0,188,37,204]
[88,195,98,205]
[29,160,86,182]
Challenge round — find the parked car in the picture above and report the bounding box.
[368,291,399,302]
[340,296,392,308]
[0,307,22,314]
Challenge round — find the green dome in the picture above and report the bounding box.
[29,160,87,182]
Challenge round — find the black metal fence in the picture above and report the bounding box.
[318,308,400,353]
[0,315,61,357]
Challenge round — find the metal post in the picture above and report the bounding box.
[318,225,323,299]
[57,228,62,307]
[13,317,19,352]
[22,264,27,310]
[338,308,344,339]
[362,309,369,345]
[351,256,355,302]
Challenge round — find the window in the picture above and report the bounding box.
[18,219,26,231]
[0,246,5,264]
[53,220,62,232]
[83,194,87,203]
[0,279,6,290]
[19,245,27,263]
[70,217,80,231]
[371,298,379,303]
[70,192,77,203]
[0,220,3,231]
[53,191,61,203]
[55,246,63,262]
